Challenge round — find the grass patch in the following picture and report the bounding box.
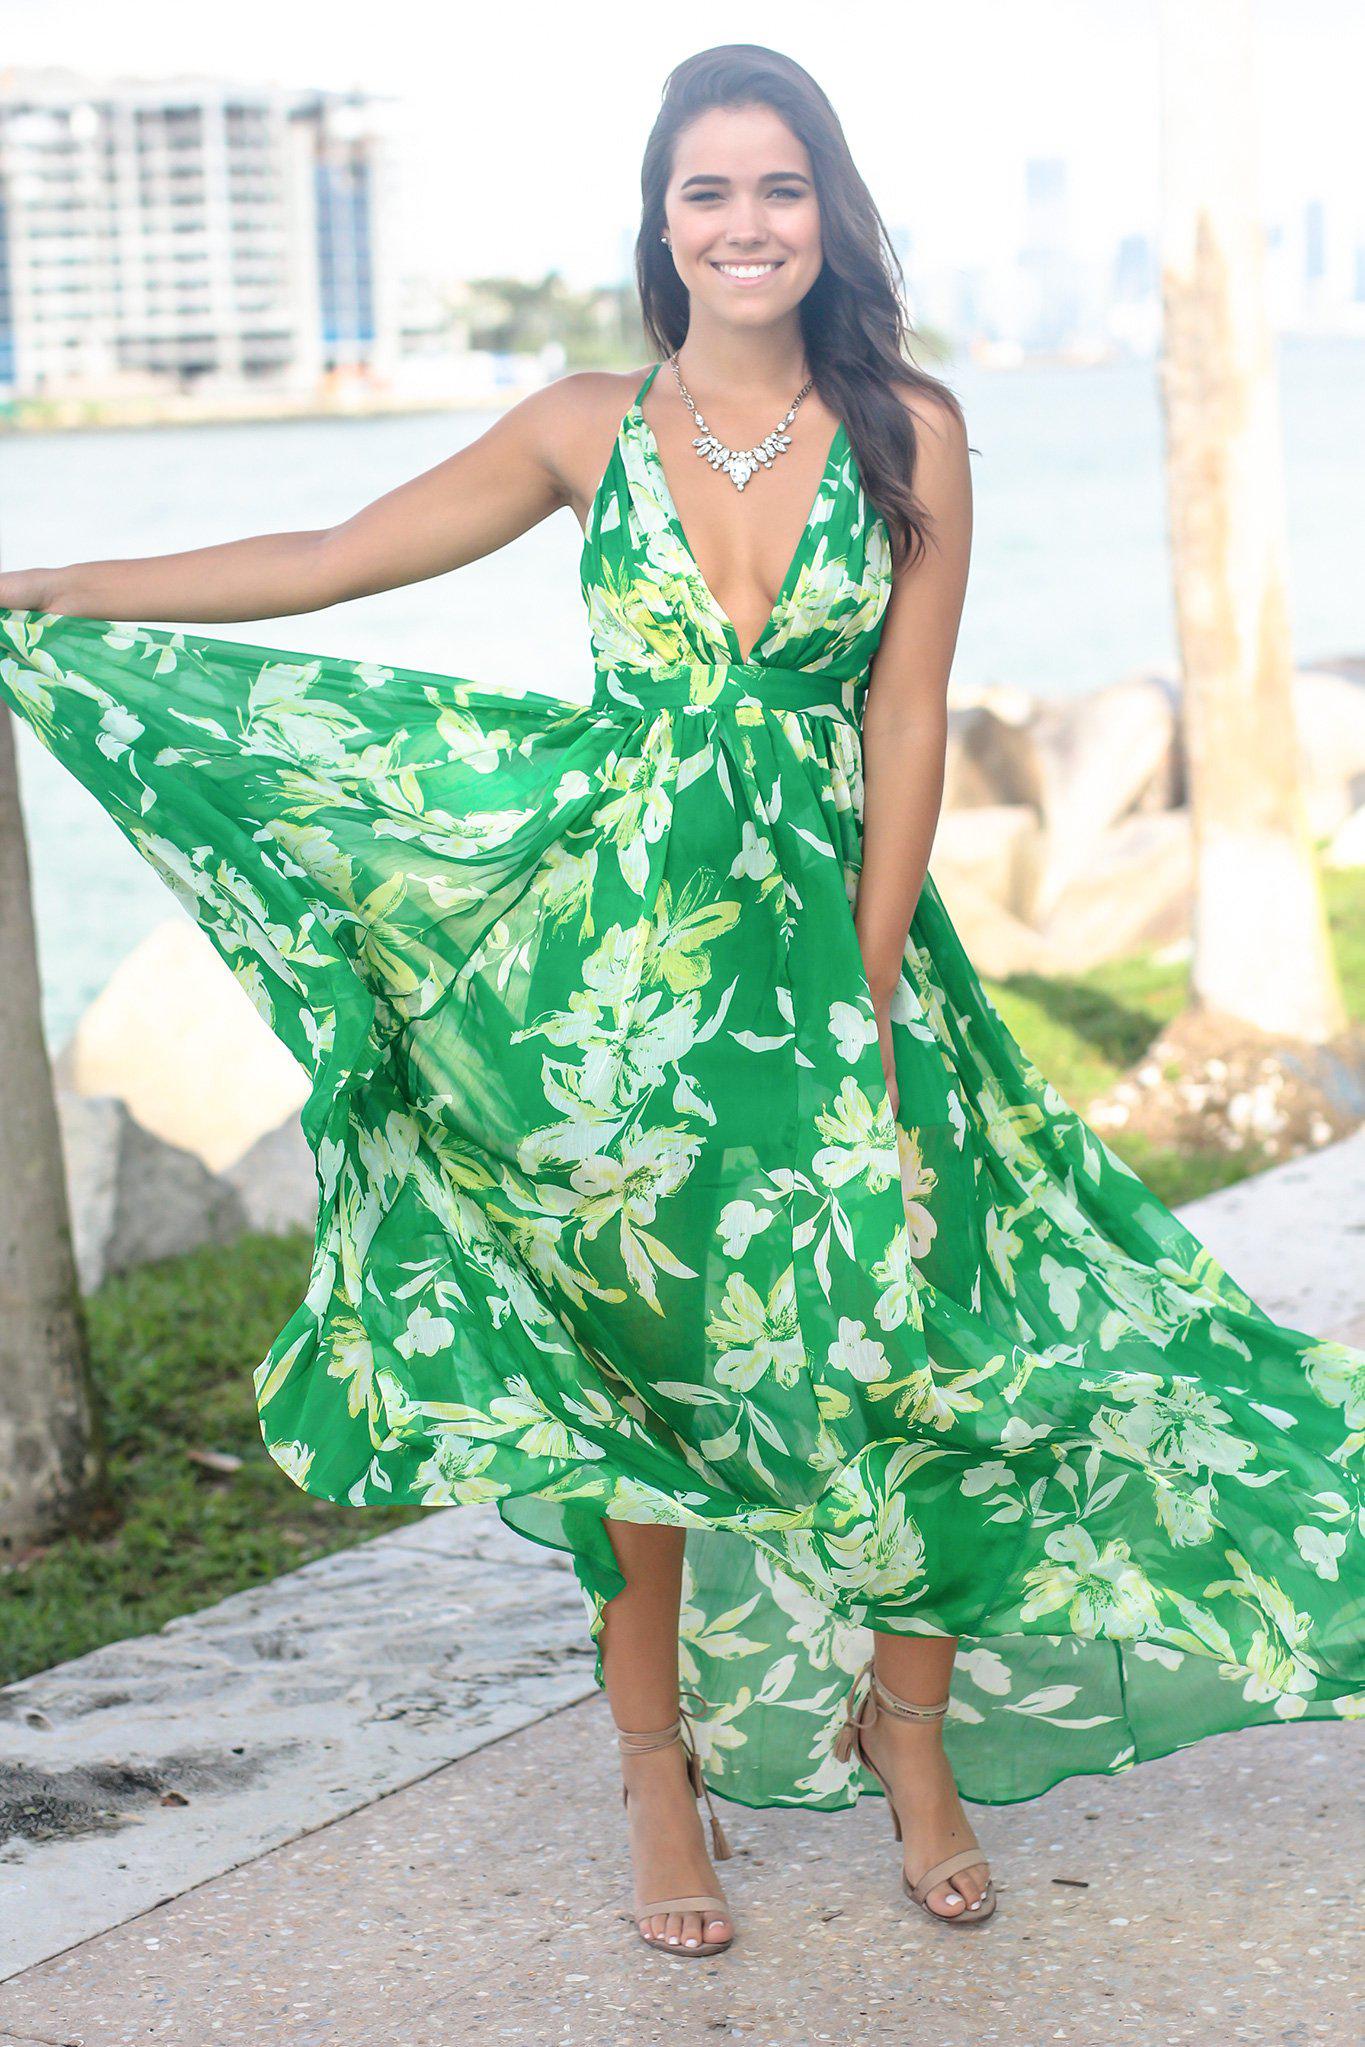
[1,1233,423,1686]
[4,867,1361,1685]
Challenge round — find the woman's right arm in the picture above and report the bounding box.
[0,377,598,625]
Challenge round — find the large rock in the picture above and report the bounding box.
[1292,665,1365,837]
[55,918,310,1172]
[928,868,1067,980]
[56,1093,247,1292]
[929,804,1043,921]
[223,1117,318,1234]
[1039,810,1194,971]
[1027,673,1183,919]
[943,695,1040,811]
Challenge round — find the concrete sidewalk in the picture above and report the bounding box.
[1,1133,1363,2045]
[0,1688,1359,2047]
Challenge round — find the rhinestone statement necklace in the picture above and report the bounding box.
[667,352,816,493]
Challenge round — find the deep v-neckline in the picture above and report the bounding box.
[630,364,847,667]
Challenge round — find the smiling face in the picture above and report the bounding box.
[662,101,823,330]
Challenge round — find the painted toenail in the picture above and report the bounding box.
[685,1937,699,1947]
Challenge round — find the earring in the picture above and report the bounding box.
[661,233,670,246]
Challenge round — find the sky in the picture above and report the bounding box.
[2,0,1362,288]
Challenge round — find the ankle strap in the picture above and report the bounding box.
[614,1691,733,1862]
[616,1718,683,1755]
[832,1657,950,1764]
[869,1669,950,1721]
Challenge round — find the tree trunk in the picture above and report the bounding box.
[1158,0,1344,1041]
[0,708,101,1553]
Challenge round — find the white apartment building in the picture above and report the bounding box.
[0,70,400,401]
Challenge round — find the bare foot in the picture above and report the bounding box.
[860,1710,992,1919]
[620,1741,733,1951]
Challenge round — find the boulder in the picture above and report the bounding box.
[1039,810,1194,972]
[56,1093,247,1292]
[55,917,310,1172]
[223,1117,318,1234]
[1292,666,1365,838]
[1027,673,1183,919]
[929,804,1043,921]
[927,868,1067,981]
[943,697,1041,811]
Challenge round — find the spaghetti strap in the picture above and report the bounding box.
[633,359,663,406]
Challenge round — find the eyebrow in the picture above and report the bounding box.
[679,171,811,188]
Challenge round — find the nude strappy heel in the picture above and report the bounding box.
[617,1691,735,1958]
[833,1656,998,1926]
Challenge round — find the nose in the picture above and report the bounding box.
[722,198,769,246]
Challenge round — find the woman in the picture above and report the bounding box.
[2,44,1362,1965]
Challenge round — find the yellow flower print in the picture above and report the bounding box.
[709,1267,806,1391]
[813,1076,899,1192]
[1019,1526,1161,1638]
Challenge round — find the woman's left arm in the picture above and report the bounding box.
[854,391,974,1114]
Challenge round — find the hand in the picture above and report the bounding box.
[873,997,900,1123]
[0,569,55,614]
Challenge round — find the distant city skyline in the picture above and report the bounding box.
[3,0,1362,303]
[4,7,1361,413]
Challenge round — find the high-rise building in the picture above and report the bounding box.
[1018,157,1081,354]
[0,70,398,402]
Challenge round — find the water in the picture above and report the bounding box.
[5,339,1363,1046]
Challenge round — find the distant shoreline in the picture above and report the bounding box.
[0,390,526,438]
[0,341,1245,437]
[4,334,1361,437]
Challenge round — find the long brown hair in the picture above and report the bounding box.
[636,44,966,572]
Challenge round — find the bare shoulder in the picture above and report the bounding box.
[514,366,650,435]
[890,377,971,528]
[891,376,968,452]
[500,367,654,508]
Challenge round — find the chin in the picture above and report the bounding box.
[694,284,811,327]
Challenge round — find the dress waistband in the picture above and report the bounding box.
[591,660,865,728]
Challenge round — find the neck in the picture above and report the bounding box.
[672,309,809,404]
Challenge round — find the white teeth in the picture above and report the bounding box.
[715,262,779,278]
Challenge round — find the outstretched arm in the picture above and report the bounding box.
[0,379,585,626]
[854,391,973,1110]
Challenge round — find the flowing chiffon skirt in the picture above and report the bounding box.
[3,604,1363,1811]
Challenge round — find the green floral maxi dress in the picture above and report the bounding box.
[3,360,1363,1812]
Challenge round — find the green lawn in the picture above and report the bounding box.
[1,1232,420,1686]
[990,865,1365,1206]
[3,866,1361,1687]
